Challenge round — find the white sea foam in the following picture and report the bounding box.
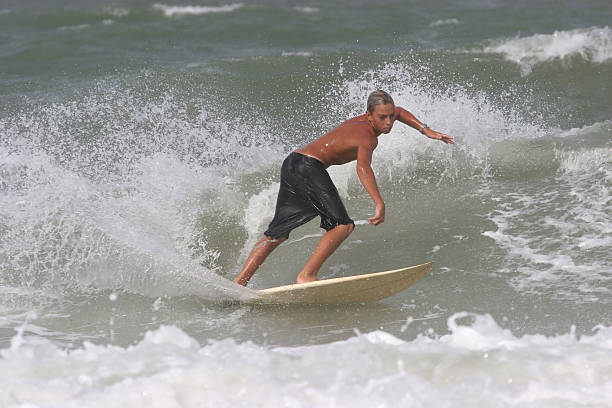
[240,182,279,260]
[0,56,602,307]
[558,119,612,139]
[430,18,460,27]
[59,24,91,31]
[0,88,281,303]
[281,51,314,57]
[337,64,609,303]
[482,164,611,301]
[484,26,612,75]
[104,7,130,18]
[1,313,610,407]
[557,147,612,173]
[153,3,244,17]
[294,6,319,14]
[0,148,253,301]
[338,61,546,186]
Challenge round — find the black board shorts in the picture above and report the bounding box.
[264,152,354,239]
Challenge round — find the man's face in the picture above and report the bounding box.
[367,103,396,134]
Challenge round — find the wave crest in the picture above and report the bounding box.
[484,26,612,75]
[153,3,244,17]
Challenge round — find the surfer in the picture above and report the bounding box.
[234,90,453,286]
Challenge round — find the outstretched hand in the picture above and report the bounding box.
[424,128,454,144]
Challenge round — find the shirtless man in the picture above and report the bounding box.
[234,90,453,286]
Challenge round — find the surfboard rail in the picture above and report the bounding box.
[249,261,433,305]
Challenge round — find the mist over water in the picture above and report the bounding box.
[1,1,611,406]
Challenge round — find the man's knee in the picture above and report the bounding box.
[337,222,354,235]
[264,236,286,247]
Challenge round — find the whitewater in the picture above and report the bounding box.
[1,1,611,407]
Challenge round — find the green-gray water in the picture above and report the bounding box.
[1,1,611,406]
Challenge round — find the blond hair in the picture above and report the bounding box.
[367,90,394,113]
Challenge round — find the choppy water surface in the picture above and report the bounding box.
[1,1,611,406]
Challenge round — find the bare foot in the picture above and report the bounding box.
[296,274,318,284]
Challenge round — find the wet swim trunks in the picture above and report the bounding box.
[264,152,354,239]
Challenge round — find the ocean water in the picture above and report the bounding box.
[1,0,611,406]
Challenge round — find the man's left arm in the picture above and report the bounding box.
[395,107,454,144]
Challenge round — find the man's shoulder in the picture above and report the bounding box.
[337,116,373,132]
[337,124,376,144]
[340,113,368,125]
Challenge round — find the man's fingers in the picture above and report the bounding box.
[368,216,384,225]
[440,133,454,144]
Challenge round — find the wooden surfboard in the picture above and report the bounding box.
[248,261,433,305]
